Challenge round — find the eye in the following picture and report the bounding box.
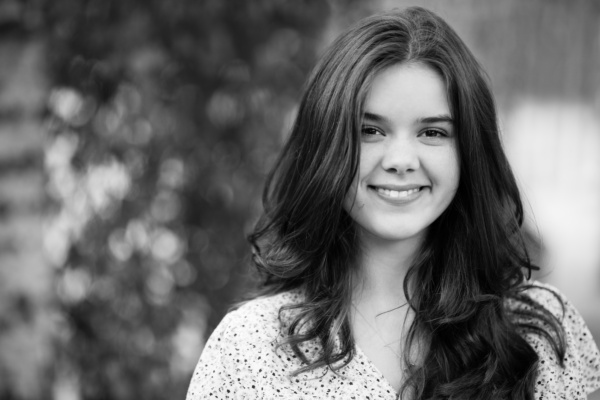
[420,129,447,138]
[361,126,384,136]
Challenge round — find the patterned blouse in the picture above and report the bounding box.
[186,281,600,399]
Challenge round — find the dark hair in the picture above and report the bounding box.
[249,6,565,399]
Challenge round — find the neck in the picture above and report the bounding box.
[352,230,424,310]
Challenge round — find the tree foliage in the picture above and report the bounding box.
[42,0,333,398]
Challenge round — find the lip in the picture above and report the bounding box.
[370,183,425,191]
[368,184,428,204]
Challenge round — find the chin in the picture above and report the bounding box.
[362,224,427,244]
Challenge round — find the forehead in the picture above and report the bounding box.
[364,63,450,121]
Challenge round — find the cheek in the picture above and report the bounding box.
[448,162,460,191]
[442,147,460,189]
[444,162,460,208]
[451,154,461,190]
[430,150,460,205]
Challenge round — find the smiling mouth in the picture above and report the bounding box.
[369,186,424,199]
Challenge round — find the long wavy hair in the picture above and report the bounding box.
[248,7,565,400]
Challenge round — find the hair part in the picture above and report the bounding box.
[249,6,565,399]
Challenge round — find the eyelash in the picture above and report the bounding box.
[360,126,448,138]
[420,129,447,138]
[361,126,382,136]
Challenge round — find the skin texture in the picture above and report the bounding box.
[344,62,460,252]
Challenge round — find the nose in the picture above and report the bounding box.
[380,136,420,174]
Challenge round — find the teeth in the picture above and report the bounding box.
[376,187,420,198]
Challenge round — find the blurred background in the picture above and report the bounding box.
[0,0,598,399]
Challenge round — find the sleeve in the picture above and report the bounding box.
[528,285,600,399]
[560,297,600,396]
[185,310,255,400]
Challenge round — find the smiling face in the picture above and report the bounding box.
[344,62,460,246]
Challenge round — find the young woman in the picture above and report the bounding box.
[186,7,600,399]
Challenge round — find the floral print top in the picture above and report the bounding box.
[186,281,600,399]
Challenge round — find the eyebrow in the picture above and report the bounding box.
[362,112,454,125]
[363,112,389,124]
[418,115,454,125]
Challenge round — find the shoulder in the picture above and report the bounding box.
[185,290,305,400]
[517,279,560,302]
[513,280,600,399]
[203,290,304,356]
[233,290,305,322]
[226,290,305,338]
[514,280,565,317]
